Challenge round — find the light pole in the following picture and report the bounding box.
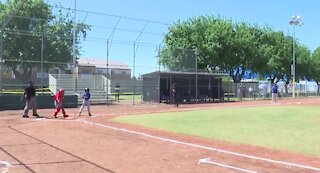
[73,0,77,94]
[289,15,303,98]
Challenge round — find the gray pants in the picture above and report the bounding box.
[23,97,37,116]
[271,93,277,103]
[79,100,91,115]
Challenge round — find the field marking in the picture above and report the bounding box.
[32,115,96,123]
[198,158,258,173]
[0,161,11,173]
[34,117,77,122]
[91,115,101,118]
[78,119,320,172]
[133,104,158,108]
[7,127,115,173]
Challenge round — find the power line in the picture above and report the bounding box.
[4,12,168,37]
[3,29,160,47]
[50,4,170,26]
[85,38,159,48]
[10,15,166,37]
[3,29,73,40]
[2,59,71,65]
[91,25,164,36]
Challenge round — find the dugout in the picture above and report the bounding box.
[142,71,225,103]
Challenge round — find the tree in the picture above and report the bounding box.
[260,31,292,84]
[160,15,312,85]
[0,0,90,83]
[302,47,320,94]
[160,16,271,83]
[295,44,312,80]
[160,16,228,72]
[221,22,271,83]
[261,32,311,93]
[309,47,320,84]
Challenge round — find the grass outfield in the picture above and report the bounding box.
[119,94,141,102]
[113,106,320,157]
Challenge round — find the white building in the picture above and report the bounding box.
[77,58,131,80]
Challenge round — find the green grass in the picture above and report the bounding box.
[113,106,320,157]
[113,94,141,102]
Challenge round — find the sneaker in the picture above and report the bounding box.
[23,115,29,118]
[89,113,92,116]
[63,115,69,118]
[33,114,40,118]
[54,115,57,118]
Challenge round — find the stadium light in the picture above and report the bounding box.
[289,15,303,98]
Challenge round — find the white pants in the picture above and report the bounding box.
[79,100,91,115]
[272,93,277,103]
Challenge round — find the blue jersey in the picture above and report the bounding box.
[272,85,278,94]
[83,92,91,101]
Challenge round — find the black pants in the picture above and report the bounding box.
[172,93,178,105]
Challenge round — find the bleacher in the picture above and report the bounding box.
[49,74,113,104]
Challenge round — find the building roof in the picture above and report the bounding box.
[78,58,130,70]
[142,71,228,78]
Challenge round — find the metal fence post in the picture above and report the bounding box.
[228,80,230,101]
[40,34,44,94]
[133,43,136,106]
[0,32,3,94]
[195,51,198,101]
[106,41,109,105]
[72,0,77,95]
[158,45,161,103]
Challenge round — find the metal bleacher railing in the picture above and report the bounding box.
[49,74,112,104]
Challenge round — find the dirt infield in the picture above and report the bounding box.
[1,98,320,173]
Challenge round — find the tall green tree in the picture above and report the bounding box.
[295,44,312,80]
[160,16,230,72]
[261,32,292,84]
[222,22,271,83]
[160,15,312,85]
[0,0,90,83]
[160,16,271,83]
[309,47,320,84]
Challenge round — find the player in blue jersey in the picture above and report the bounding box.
[78,88,92,116]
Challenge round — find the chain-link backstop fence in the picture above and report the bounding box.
[1,3,319,108]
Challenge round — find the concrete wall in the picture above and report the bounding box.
[0,95,78,111]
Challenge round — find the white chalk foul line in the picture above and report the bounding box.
[34,118,77,122]
[90,115,101,118]
[198,158,258,173]
[78,119,320,172]
[0,161,11,173]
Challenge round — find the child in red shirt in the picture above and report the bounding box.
[53,88,68,118]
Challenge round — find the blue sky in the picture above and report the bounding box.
[13,0,320,75]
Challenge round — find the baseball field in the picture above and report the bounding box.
[1,98,320,173]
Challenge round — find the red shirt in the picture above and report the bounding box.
[54,91,64,103]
